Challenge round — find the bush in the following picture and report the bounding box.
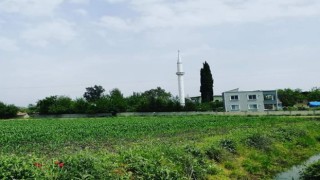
[301,160,320,180]
[49,153,101,180]
[0,155,41,179]
[0,102,18,119]
[184,145,203,158]
[205,146,225,163]
[220,139,237,154]
[122,153,182,180]
[245,134,272,151]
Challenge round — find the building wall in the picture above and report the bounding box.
[223,91,265,112]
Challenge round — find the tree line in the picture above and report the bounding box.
[26,86,223,115]
[278,87,320,109]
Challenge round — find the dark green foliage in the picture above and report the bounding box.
[242,159,262,174]
[245,134,272,151]
[224,161,235,170]
[220,139,237,154]
[278,88,304,107]
[122,153,182,180]
[108,88,127,113]
[53,154,100,180]
[183,99,197,111]
[200,61,214,103]
[301,160,320,180]
[73,98,90,114]
[307,87,320,101]
[205,146,224,163]
[272,127,306,142]
[27,104,38,114]
[185,145,203,158]
[0,102,19,119]
[128,87,182,112]
[48,96,74,114]
[295,135,317,148]
[36,96,74,115]
[37,96,57,114]
[94,96,111,113]
[83,85,105,103]
[0,155,38,179]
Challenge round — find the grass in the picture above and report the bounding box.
[0,115,319,179]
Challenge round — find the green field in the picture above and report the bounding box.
[0,115,320,179]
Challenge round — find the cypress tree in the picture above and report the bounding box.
[200,61,214,103]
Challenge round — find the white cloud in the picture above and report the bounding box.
[0,37,19,51]
[97,16,134,31]
[97,0,320,32]
[68,0,90,4]
[74,9,88,16]
[21,20,76,47]
[0,0,64,16]
[105,0,126,3]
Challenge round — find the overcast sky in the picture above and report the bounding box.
[0,0,320,106]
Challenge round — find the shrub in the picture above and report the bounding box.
[300,160,320,180]
[184,145,203,158]
[122,153,182,180]
[220,139,237,154]
[205,146,225,163]
[224,161,235,170]
[242,159,262,174]
[50,153,101,180]
[0,155,41,179]
[273,128,306,142]
[0,102,18,119]
[245,134,272,151]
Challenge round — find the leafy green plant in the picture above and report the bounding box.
[205,146,225,163]
[300,160,320,180]
[49,153,101,180]
[242,159,262,174]
[184,145,203,158]
[245,133,272,151]
[0,155,41,179]
[122,152,182,180]
[220,139,237,154]
[224,161,235,170]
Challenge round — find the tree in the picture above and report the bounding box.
[127,87,180,112]
[308,87,320,101]
[83,85,105,103]
[0,102,18,119]
[200,61,214,103]
[48,96,74,114]
[73,98,90,114]
[37,96,57,114]
[277,88,303,107]
[109,88,127,113]
[36,96,74,115]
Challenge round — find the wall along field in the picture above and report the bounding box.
[0,115,319,179]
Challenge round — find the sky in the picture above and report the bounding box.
[0,0,320,107]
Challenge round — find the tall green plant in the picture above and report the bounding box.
[200,61,214,103]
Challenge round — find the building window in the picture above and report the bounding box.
[264,104,274,110]
[231,105,240,111]
[248,95,257,100]
[248,104,258,110]
[230,95,239,100]
[264,95,274,100]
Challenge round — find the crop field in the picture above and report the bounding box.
[0,115,320,179]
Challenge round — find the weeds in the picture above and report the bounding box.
[220,139,237,154]
[245,133,272,151]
